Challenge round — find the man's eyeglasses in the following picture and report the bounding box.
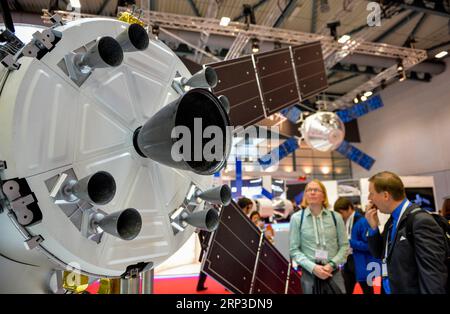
[305,188,323,194]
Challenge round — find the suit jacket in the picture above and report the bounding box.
[198,230,211,262]
[367,204,447,294]
[350,213,381,282]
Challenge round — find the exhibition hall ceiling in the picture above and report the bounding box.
[5,0,450,100]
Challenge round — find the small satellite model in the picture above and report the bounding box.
[0,17,232,293]
[301,111,346,152]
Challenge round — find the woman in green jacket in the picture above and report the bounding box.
[289,179,349,294]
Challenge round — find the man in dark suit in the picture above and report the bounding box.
[365,171,447,294]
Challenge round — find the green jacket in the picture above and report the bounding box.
[289,207,349,274]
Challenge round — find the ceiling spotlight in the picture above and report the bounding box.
[361,95,367,102]
[274,41,282,50]
[338,34,351,44]
[397,59,404,71]
[364,91,373,97]
[435,50,449,59]
[219,17,231,27]
[327,21,341,41]
[399,70,407,82]
[251,38,260,53]
[353,97,359,104]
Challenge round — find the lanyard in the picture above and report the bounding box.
[312,213,327,247]
[383,200,410,262]
[346,212,355,240]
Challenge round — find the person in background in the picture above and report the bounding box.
[440,196,450,221]
[334,197,380,294]
[250,211,275,243]
[289,179,349,294]
[365,171,447,294]
[237,197,253,216]
[195,229,211,291]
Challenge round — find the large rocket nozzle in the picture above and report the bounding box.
[93,208,142,241]
[65,171,116,205]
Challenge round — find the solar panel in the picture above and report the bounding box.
[336,140,376,171]
[207,56,265,127]
[207,42,328,128]
[336,95,384,123]
[253,240,290,294]
[280,106,302,124]
[253,48,299,115]
[291,42,328,99]
[202,201,302,294]
[258,137,299,169]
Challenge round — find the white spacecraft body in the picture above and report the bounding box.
[0,18,229,292]
[301,111,345,152]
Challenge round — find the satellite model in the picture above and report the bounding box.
[0,17,232,293]
[0,7,333,295]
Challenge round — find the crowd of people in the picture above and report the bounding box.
[288,171,449,294]
[197,171,449,294]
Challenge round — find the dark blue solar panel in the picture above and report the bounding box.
[336,95,384,123]
[280,106,302,124]
[336,140,375,170]
[258,137,299,169]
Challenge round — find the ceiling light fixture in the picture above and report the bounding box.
[338,34,351,44]
[435,50,449,59]
[219,17,231,27]
[251,38,260,53]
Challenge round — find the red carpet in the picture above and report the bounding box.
[86,275,381,294]
[154,275,231,294]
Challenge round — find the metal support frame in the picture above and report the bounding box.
[226,0,288,60]
[42,9,427,108]
[193,0,220,63]
[332,62,432,82]
[273,0,298,28]
[160,27,221,62]
[232,0,269,21]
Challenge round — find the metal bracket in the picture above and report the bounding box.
[62,52,92,87]
[0,54,20,70]
[50,14,64,27]
[10,195,35,225]
[121,262,153,279]
[80,208,105,244]
[0,160,6,171]
[169,183,202,234]
[21,28,62,60]
[171,71,186,96]
[24,235,44,250]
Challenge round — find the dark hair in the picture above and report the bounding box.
[249,211,260,220]
[369,171,406,201]
[237,197,253,209]
[442,198,450,218]
[334,197,354,212]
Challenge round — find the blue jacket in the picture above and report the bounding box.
[350,213,381,282]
